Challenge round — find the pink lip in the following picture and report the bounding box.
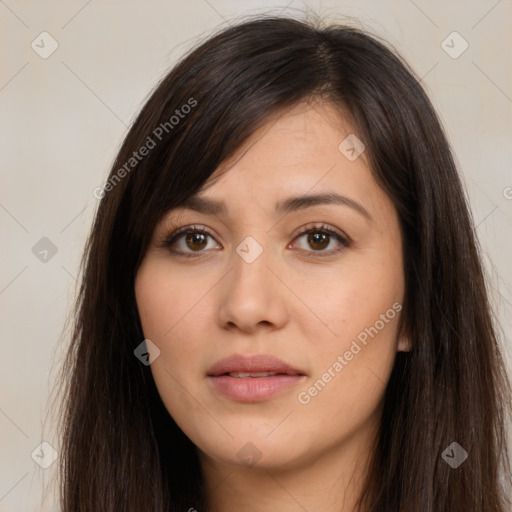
[207,353,305,376]
[207,354,306,402]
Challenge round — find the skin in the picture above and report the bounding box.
[135,99,410,512]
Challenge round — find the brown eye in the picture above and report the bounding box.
[163,226,219,255]
[184,232,208,251]
[163,223,350,259]
[306,232,330,251]
[292,224,350,256]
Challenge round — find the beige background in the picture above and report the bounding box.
[1,1,511,510]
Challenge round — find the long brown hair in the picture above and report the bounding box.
[56,14,512,511]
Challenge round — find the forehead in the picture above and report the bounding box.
[213,99,361,174]
[185,100,384,218]
[153,100,402,250]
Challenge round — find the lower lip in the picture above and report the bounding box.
[207,374,306,402]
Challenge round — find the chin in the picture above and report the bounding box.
[195,430,311,471]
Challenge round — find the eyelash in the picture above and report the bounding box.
[160,223,351,259]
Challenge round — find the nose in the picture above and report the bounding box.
[217,241,289,334]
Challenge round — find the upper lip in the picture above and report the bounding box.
[207,354,306,376]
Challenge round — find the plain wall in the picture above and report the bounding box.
[1,1,511,510]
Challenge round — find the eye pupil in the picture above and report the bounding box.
[308,232,329,250]
[186,232,208,251]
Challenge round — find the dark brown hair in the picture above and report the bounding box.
[56,14,512,511]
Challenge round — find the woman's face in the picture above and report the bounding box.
[135,100,408,472]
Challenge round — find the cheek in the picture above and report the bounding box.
[295,291,402,446]
[304,247,403,352]
[134,260,213,421]
[294,248,403,420]
[135,259,210,343]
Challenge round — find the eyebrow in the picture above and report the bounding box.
[178,192,372,222]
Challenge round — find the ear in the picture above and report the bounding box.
[397,333,411,352]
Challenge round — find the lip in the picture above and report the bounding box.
[207,354,307,402]
[207,353,305,376]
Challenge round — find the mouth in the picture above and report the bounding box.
[207,354,307,402]
[207,353,306,377]
[222,371,301,378]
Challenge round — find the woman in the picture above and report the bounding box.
[57,15,512,512]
